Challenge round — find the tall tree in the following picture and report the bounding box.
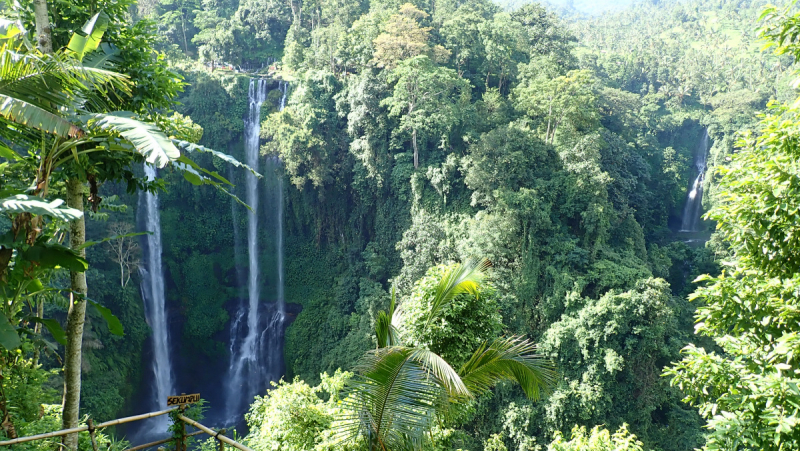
[372,3,433,69]
[513,69,598,145]
[382,55,469,168]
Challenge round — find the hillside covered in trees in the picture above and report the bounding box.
[2,0,800,450]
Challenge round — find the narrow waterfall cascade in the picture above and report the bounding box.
[139,163,174,433]
[680,129,710,233]
[258,81,289,401]
[261,155,286,386]
[279,80,288,112]
[226,78,268,419]
[274,80,288,310]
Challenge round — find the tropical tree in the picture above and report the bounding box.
[372,4,435,70]
[513,69,598,145]
[382,55,470,169]
[337,259,556,451]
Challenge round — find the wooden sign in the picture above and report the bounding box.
[167,393,200,406]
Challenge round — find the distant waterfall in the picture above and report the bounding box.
[680,130,709,232]
[279,81,288,112]
[139,164,174,431]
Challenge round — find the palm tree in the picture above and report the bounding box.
[337,259,557,451]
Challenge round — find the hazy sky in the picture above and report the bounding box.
[496,0,641,15]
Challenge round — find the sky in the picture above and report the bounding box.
[495,0,642,15]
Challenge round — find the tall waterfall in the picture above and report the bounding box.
[275,81,287,307]
[226,79,288,422]
[680,130,709,232]
[139,164,174,431]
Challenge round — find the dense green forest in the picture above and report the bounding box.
[2,0,800,449]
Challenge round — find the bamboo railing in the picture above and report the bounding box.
[0,406,252,451]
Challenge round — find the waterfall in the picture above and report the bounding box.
[680,130,709,232]
[226,78,269,420]
[279,81,288,112]
[139,164,174,431]
[225,79,290,423]
[257,81,289,410]
[275,81,287,308]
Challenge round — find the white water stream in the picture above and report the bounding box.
[679,129,709,232]
[226,79,288,421]
[139,163,174,431]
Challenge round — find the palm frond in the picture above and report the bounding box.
[376,285,401,348]
[407,348,470,399]
[337,347,441,450]
[0,194,83,220]
[0,46,128,109]
[0,42,129,142]
[423,258,490,332]
[82,112,180,167]
[459,335,557,401]
[0,93,83,138]
[174,139,262,179]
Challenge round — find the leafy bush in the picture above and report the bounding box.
[548,424,644,451]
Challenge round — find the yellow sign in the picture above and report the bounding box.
[167,393,200,406]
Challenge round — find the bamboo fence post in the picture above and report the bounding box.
[217,429,226,451]
[88,419,98,451]
[180,403,187,451]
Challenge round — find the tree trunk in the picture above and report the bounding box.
[546,96,553,144]
[412,128,419,169]
[181,13,189,55]
[62,178,87,451]
[32,301,44,366]
[32,0,53,54]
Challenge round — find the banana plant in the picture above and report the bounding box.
[0,12,258,197]
[337,259,557,451]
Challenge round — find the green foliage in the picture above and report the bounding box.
[262,70,345,188]
[540,278,702,450]
[4,404,128,451]
[168,399,208,451]
[245,370,361,451]
[13,0,185,113]
[513,69,598,145]
[547,424,644,451]
[665,10,800,446]
[339,260,555,450]
[2,0,789,448]
[398,263,502,368]
[383,55,470,168]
